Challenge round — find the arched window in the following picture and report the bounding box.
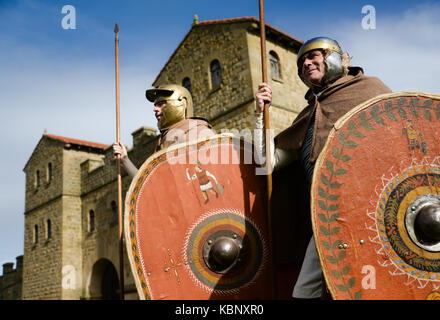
[46,219,52,239]
[269,51,281,80]
[34,224,39,244]
[89,210,95,232]
[111,201,117,225]
[210,59,222,89]
[47,163,53,182]
[182,77,192,95]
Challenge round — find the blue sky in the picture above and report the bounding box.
[0,0,439,270]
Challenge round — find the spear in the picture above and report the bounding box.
[258,0,277,299]
[114,23,125,300]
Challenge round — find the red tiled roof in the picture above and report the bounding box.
[44,133,109,149]
[152,16,303,85]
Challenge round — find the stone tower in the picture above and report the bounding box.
[20,17,308,300]
[22,131,158,299]
[23,134,108,299]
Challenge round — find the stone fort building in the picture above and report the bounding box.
[18,17,307,299]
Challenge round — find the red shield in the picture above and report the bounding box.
[124,134,272,299]
[311,92,440,300]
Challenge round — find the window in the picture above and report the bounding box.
[46,219,52,239]
[36,170,40,188]
[210,59,222,89]
[269,51,281,80]
[182,77,192,95]
[111,201,117,225]
[47,163,53,182]
[89,210,95,232]
[34,224,39,244]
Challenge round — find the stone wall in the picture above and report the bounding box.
[60,195,83,299]
[80,166,136,299]
[246,27,308,136]
[24,138,64,213]
[0,256,23,300]
[23,138,65,299]
[22,197,63,299]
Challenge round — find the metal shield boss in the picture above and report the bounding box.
[311,92,440,300]
[124,134,272,299]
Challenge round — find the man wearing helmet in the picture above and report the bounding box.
[255,37,391,299]
[114,84,215,178]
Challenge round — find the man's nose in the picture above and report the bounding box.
[303,58,312,67]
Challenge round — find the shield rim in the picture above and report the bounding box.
[310,91,440,300]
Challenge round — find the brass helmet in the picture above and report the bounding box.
[145,84,194,131]
[297,37,344,88]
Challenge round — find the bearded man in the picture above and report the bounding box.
[114,84,215,178]
[255,37,392,299]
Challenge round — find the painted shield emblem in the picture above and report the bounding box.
[124,134,271,299]
[312,92,440,300]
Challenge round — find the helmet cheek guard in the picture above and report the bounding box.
[159,99,186,131]
[145,84,194,131]
[322,50,344,84]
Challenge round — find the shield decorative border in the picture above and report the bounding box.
[311,91,440,300]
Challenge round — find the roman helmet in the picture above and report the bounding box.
[145,84,194,131]
[297,37,344,88]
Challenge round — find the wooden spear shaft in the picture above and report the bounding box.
[114,23,125,300]
[258,0,277,299]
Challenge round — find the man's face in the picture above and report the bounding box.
[300,50,327,87]
[153,100,167,121]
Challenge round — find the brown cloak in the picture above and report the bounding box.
[275,67,392,162]
[271,67,392,298]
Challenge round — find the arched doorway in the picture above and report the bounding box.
[89,259,120,300]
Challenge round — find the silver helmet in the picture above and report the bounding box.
[297,37,344,88]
